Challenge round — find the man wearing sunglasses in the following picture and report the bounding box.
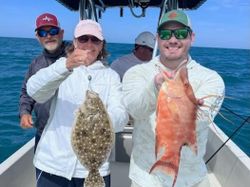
[19,13,69,151]
[122,10,225,187]
[111,31,155,80]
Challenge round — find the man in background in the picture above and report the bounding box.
[19,13,70,150]
[111,31,155,80]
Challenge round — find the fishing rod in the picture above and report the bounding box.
[205,105,250,164]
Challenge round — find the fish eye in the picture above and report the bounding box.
[183,82,189,88]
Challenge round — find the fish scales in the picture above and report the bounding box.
[71,90,115,187]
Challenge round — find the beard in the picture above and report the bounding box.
[43,39,62,52]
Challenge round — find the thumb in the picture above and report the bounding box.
[154,73,165,90]
[28,116,34,125]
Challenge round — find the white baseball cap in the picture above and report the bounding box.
[135,31,155,49]
[74,19,104,40]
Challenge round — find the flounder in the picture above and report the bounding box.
[71,90,115,187]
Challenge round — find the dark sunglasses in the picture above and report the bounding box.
[77,35,102,45]
[158,28,192,40]
[37,28,60,38]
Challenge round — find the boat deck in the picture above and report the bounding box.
[111,161,222,187]
[111,161,131,187]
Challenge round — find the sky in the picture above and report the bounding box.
[0,0,249,49]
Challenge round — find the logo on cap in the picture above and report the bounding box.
[42,16,53,22]
[169,12,178,19]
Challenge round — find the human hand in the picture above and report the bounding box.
[20,114,33,129]
[66,48,94,70]
[154,72,165,90]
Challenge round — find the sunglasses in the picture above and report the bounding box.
[77,35,102,45]
[158,28,191,40]
[37,28,60,37]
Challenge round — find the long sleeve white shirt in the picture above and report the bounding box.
[27,57,129,179]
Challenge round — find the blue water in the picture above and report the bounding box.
[0,37,249,163]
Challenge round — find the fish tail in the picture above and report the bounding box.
[84,169,105,187]
[149,154,181,187]
[149,160,178,173]
[150,159,178,174]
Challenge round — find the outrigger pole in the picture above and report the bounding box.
[76,0,184,58]
[79,0,98,20]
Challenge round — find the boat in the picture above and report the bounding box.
[1,0,249,186]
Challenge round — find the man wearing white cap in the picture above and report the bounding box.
[26,19,128,187]
[111,31,155,80]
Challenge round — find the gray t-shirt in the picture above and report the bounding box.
[110,53,145,80]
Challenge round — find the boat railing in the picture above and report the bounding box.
[0,138,36,187]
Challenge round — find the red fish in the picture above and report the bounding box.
[149,66,199,187]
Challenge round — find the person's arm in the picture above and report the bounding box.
[107,71,129,132]
[110,59,119,70]
[122,64,158,120]
[19,61,36,128]
[110,59,122,80]
[27,57,71,103]
[19,61,36,116]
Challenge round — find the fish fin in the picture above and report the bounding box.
[216,111,234,124]
[198,96,234,125]
[200,94,237,126]
[199,94,224,100]
[155,64,174,80]
[197,94,224,109]
[197,107,221,136]
[175,59,188,73]
[162,71,174,79]
[197,105,234,139]
[85,169,105,187]
[149,160,178,175]
[149,160,179,187]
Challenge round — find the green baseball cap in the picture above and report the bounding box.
[158,10,192,30]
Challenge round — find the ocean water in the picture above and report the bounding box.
[0,37,249,163]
